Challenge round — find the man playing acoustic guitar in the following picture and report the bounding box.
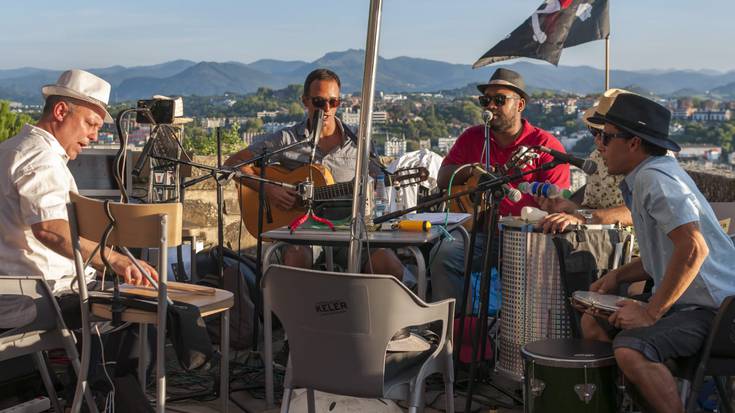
[225,68,413,284]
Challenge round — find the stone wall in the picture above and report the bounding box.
[683,164,735,203]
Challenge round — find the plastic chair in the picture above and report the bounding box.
[669,295,735,413]
[0,275,98,412]
[67,192,233,413]
[262,264,455,413]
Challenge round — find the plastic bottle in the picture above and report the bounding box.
[394,185,405,212]
[373,174,387,219]
[517,181,573,199]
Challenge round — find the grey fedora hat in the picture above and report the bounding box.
[589,93,679,152]
[477,68,529,101]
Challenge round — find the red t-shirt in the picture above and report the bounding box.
[442,119,570,216]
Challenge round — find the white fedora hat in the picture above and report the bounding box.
[42,69,113,123]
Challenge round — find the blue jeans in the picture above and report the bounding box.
[430,230,487,309]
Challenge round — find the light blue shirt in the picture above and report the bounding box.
[620,155,735,308]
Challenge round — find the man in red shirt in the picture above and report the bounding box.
[432,68,570,306]
[438,68,569,215]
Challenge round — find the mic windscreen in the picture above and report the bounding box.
[506,187,522,203]
[482,110,493,124]
[582,159,598,175]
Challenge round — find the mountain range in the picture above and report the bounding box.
[2,49,734,104]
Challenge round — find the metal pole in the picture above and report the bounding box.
[604,35,610,90]
[347,0,383,273]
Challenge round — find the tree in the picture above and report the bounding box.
[0,101,34,143]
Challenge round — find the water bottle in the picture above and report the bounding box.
[394,185,405,212]
[373,174,387,219]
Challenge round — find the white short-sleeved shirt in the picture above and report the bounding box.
[0,124,82,293]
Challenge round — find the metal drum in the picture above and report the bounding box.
[497,220,615,381]
[522,338,618,413]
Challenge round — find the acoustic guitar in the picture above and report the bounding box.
[448,147,540,230]
[239,164,428,237]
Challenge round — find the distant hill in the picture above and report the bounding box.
[1,50,734,104]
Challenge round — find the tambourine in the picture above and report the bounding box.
[572,291,641,316]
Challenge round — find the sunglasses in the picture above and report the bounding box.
[310,96,341,109]
[588,128,603,138]
[601,131,633,146]
[478,94,518,107]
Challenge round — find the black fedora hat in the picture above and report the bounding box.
[589,93,680,152]
[477,68,529,101]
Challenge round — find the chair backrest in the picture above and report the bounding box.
[708,295,735,358]
[262,265,453,398]
[69,192,182,248]
[0,276,67,356]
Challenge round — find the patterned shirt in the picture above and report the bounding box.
[582,149,625,209]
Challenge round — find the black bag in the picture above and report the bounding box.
[552,228,631,337]
[90,294,213,371]
[196,246,260,350]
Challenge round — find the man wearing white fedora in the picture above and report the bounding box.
[0,69,157,293]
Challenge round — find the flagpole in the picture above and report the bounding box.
[347,0,383,273]
[604,34,610,90]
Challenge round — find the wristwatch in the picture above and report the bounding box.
[575,209,594,225]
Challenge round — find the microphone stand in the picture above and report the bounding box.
[374,161,562,408]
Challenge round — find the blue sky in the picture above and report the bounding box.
[2,1,732,71]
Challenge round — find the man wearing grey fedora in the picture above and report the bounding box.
[431,67,570,309]
[580,93,735,412]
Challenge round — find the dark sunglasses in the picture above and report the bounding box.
[478,94,518,107]
[588,128,603,137]
[601,131,633,146]
[310,96,341,109]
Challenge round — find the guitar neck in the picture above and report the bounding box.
[314,181,354,200]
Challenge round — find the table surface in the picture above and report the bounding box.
[262,221,467,247]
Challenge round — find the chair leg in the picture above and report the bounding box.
[714,376,734,413]
[33,352,63,413]
[409,377,426,413]
[306,388,316,413]
[280,387,293,413]
[686,372,705,413]
[221,310,230,413]
[444,373,455,413]
[62,329,98,413]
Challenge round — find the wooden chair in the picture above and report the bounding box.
[66,192,233,413]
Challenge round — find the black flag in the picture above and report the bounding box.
[473,0,609,68]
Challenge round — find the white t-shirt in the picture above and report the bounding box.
[0,124,87,293]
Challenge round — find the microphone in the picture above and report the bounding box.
[132,134,157,177]
[517,181,573,199]
[308,108,324,166]
[472,164,522,203]
[536,146,597,175]
[482,110,494,124]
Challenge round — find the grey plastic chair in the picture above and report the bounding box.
[262,264,455,413]
[0,275,97,412]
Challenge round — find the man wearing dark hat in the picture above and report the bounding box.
[580,93,735,412]
[431,68,570,306]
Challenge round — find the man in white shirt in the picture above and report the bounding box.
[0,69,157,292]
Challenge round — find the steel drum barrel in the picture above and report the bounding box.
[497,220,573,381]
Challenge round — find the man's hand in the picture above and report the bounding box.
[538,212,583,233]
[608,300,656,329]
[534,196,577,214]
[590,270,619,294]
[265,184,299,210]
[109,253,158,287]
